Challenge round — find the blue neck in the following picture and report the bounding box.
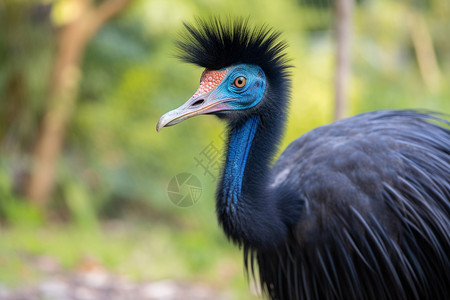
[217,114,289,247]
[221,116,259,213]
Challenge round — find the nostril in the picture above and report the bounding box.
[191,99,205,107]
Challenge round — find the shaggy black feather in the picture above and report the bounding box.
[176,17,289,81]
[254,111,450,299]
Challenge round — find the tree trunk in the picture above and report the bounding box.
[26,0,132,206]
[333,0,354,121]
[408,11,442,92]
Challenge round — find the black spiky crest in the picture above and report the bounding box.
[176,17,290,79]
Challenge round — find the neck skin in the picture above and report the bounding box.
[216,85,293,248]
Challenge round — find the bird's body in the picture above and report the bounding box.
[157,18,450,299]
[254,110,450,299]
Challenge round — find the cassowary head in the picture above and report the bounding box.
[156,18,290,131]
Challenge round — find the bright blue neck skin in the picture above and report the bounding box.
[222,116,259,214]
[215,64,289,248]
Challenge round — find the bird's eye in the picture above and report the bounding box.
[233,76,247,88]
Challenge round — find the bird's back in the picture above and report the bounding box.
[258,110,450,299]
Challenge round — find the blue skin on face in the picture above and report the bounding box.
[214,64,266,111]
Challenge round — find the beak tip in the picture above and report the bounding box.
[156,121,163,132]
[156,111,180,132]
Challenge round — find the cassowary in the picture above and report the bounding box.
[157,18,450,300]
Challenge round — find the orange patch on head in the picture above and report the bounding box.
[193,69,227,97]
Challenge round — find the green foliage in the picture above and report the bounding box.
[62,179,99,228]
[0,167,44,227]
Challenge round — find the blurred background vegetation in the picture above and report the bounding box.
[0,0,449,298]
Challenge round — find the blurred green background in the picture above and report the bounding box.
[0,0,449,298]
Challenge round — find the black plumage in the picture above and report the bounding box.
[256,110,450,299]
[163,18,450,299]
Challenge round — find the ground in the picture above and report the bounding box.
[0,222,258,300]
[0,259,228,300]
